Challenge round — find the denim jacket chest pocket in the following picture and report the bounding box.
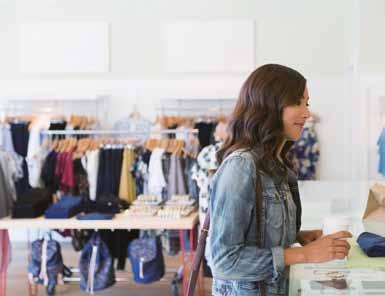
[263,182,297,248]
[263,185,286,247]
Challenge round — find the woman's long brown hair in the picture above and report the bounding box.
[217,64,306,177]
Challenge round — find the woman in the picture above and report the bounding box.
[207,64,351,295]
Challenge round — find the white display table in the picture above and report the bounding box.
[0,212,199,230]
[0,212,201,296]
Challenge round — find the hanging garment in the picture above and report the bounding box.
[113,115,152,132]
[10,122,31,196]
[288,118,320,180]
[96,148,123,197]
[96,148,109,196]
[0,150,22,202]
[167,154,187,198]
[26,117,50,188]
[161,152,171,199]
[59,151,75,193]
[163,154,188,256]
[185,156,199,201]
[26,148,46,188]
[0,124,14,153]
[81,149,99,201]
[72,158,89,197]
[0,124,4,150]
[0,164,14,218]
[192,142,221,224]
[377,127,385,176]
[69,230,93,252]
[54,152,65,190]
[119,148,136,203]
[131,148,150,196]
[194,121,217,150]
[41,150,58,191]
[99,229,139,271]
[10,122,30,156]
[148,148,166,200]
[111,148,123,196]
[113,115,152,140]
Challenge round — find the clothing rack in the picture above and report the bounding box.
[1,95,109,126]
[41,128,198,136]
[158,98,236,115]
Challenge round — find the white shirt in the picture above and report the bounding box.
[26,117,50,188]
[81,149,100,201]
[148,148,166,199]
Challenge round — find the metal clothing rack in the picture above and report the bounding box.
[1,95,109,126]
[157,98,236,116]
[41,128,198,136]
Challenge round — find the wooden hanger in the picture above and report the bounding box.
[159,138,168,150]
[55,139,64,153]
[173,139,185,156]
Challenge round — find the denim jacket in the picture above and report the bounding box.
[206,151,297,295]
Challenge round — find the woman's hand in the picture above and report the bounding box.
[303,231,352,263]
[297,229,323,246]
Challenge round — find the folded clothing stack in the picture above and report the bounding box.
[357,232,385,257]
[44,195,83,219]
[12,188,53,218]
[83,193,129,214]
[77,212,115,220]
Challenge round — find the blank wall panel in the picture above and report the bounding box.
[19,22,109,73]
[163,20,256,73]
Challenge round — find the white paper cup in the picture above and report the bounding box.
[323,216,351,261]
[323,215,351,236]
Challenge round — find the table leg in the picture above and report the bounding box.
[200,269,205,296]
[0,270,5,296]
[190,226,204,296]
[179,229,187,296]
[0,232,4,296]
[189,228,194,270]
[0,229,10,296]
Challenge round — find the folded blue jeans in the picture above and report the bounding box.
[77,212,114,220]
[357,232,385,257]
[44,195,83,218]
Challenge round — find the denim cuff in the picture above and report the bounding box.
[271,246,285,283]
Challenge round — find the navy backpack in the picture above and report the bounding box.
[79,232,115,293]
[28,235,71,295]
[128,232,165,284]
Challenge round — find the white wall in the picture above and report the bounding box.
[0,0,381,181]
